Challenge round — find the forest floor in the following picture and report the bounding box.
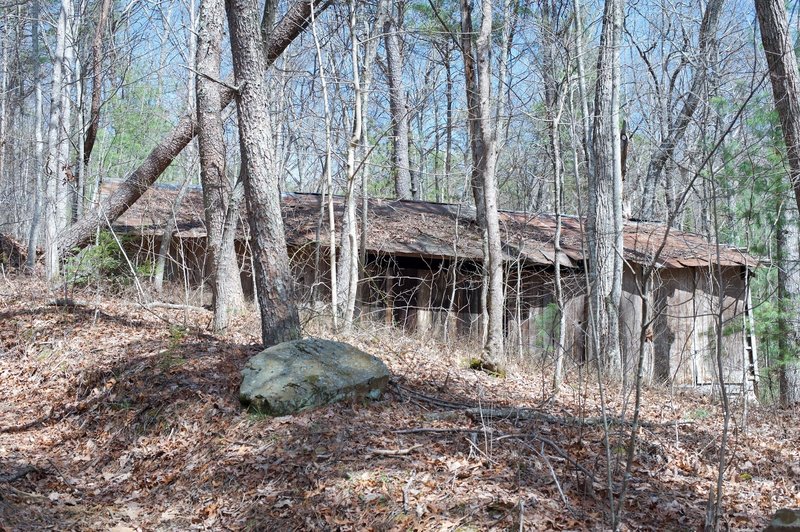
[0,275,798,531]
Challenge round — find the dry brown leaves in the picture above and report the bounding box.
[0,275,797,531]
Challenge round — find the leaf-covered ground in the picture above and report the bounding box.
[0,276,798,531]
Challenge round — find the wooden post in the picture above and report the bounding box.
[384,263,395,327]
[416,269,433,333]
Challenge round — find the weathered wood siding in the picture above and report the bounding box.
[125,235,753,387]
[652,267,748,386]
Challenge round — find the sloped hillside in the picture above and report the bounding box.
[0,277,797,531]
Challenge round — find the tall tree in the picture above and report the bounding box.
[56,0,326,255]
[776,202,800,404]
[461,0,504,365]
[587,0,624,373]
[539,0,569,390]
[336,0,388,329]
[572,0,592,179]
[196,0,246,332]
[757,0,800,216]
[756,0,800,406]
[77,0,113,219]
[639,0,725,221]
[226,0,300,345]
[385,2,413,200]
[26,0,44,272]
[43,0,74,279]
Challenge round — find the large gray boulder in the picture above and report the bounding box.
[766,509,800,531]
[239,338,391,416]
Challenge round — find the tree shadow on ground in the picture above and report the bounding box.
[0,304,788,530]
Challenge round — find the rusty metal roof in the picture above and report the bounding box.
[105,182,759,270]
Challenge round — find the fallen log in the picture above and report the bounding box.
[56,0,330,254]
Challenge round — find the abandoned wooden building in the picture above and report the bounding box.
[103,181,760,389]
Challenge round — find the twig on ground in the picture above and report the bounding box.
[0,484,48,500]
[0,406,54,434]
[540,445,572,511]
[367,444,422,456]
[464,434,495,464]
[48,298,84,308]
[393,384,691,430]
[145,302,209,312]
[47,459,79,492]
[535,434,598,485]
[395,427,497,435]
[402,471,416,513]
[392,383,476,409]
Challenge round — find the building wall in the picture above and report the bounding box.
[126,235,754,387]
[653,267,750,386]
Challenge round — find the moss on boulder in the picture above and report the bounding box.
[239,338,391,416]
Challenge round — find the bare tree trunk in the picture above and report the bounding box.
[337,0,387,329]
[461,0,504,366]
[757,0,800,406]
[495,0,517,146]
[587,0,624,375]
[384,5,412,200]
[226,0,300,346]
[58,11,77,230]
[357,0,389,298]
[335,1,362,329]
[56,0,326,255]
[77,0,112,219]
[540,0,567,391]
[444,47,453,202]
[640,0,724,221]
[74,53,85,223]
[197,0,245,332]
[153,175,191,293]
[310,1,337,331]
[43,0,73,280]
[758,0,800,209]
[0,12,7,199]
[777,201,800,406]
[26,0,44,272]
[573,0,592,178]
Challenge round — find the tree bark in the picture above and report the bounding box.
[639,0,724,221]
[0,11,7,204]
[777,201,800,406]
[336,0,387,329]
[58,11,77,230]
[572,0,593,179]
[757,0,800,406]
[56,0,326,256]
[444,46,453,201]
[461,0,504,365]
[43,0,73,279]
[384,6,412,200]
[540,0,567,391]
[197,0,245,332]
[758,0,800,213]
[26,0,44,272]
[587,0,624,374]
[309,0,337,331]
[226,0,301,346]
[81,0,112,178]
